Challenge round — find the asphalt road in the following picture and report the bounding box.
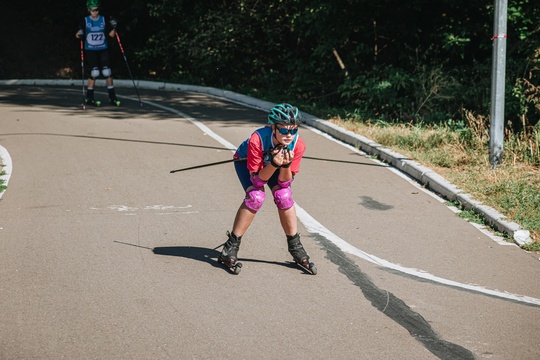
[1,84,539,359]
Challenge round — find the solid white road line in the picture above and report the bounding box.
[147,95,540,307]
[3,87,537,306]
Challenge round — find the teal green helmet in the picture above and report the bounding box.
[268,104,302,125]
[86,0,100,8]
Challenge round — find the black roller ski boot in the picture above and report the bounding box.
[287,233,317,275]
[108,88,121,107]
[84,89,101,107]
[218,231,243,274]
[110,97,121,107]
[85,98,101,107]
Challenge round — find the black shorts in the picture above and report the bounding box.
[234,160,280,191]
[85,49,110,73]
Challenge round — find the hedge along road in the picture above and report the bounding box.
[0,82,539,360]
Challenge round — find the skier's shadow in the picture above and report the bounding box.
[152,246,297,272]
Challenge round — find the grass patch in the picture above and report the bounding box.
[522,242,540,252]
[0,163,6,194]
[329,115,540,245]
[457,209,485,224]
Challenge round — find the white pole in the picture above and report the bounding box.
[489,0,508,167]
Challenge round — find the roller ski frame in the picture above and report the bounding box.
[288,234,317,275]
[294,259,317,275]
[84,98,101,107]
[218,256,243,275]
[217,232,243,275]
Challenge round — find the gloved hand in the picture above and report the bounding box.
[76,30,84,38]
[281,148,294,168]
[110,19,117,28]
[270,146,289,168]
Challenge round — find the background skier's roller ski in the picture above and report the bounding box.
[85,98,101,107]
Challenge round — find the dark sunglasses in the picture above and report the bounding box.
[90,8,99,12]
[276,127,298,135]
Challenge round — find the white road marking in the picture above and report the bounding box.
[142,96,540,307]
[11,88,535,306]
[295,205,540,306]
[0,145,13,201]
[90,205,198,215]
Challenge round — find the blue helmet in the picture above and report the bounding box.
[268,103,302,125]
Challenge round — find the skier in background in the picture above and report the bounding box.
[76,0,120,106]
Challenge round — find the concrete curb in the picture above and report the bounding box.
[0,79,532,246]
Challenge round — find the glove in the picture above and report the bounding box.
[76,30,84,38]
[109,19,117,28]
[281,148,293,168]
[269,147,284,168]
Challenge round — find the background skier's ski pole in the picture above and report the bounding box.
[79,39,86,109]
[170,158,246,173]
[115,31,143,107]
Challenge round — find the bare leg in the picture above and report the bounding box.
[277,205,297,236]
[272,185,297,236]
[232,203,257,237]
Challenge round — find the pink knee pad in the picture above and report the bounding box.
[278,178,293,188]
[244,188,266,211]
[274,187,294,210]
[250,173,267,188]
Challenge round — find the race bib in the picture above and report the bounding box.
[86,32,105,47]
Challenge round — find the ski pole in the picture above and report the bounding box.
[114,31,143,107]
[80,39,86,109]
[170,158,247,174]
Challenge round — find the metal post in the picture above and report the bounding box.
[489,0,508,167]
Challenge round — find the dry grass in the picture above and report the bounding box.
[329,116,540,245]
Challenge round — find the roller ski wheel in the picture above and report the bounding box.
[218,257,243,275]
[288,234,317,275]
[110,99,121,107]
[218,231,242,275]
[295,259,317,275]
[84,98,101,107]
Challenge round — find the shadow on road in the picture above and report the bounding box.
[115,241,301,270]
[1,85,390,170]
[152,245,300,273]
[0,132,388,171]
[0,85,264,126]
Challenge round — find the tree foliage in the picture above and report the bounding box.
[0,0,538,128]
